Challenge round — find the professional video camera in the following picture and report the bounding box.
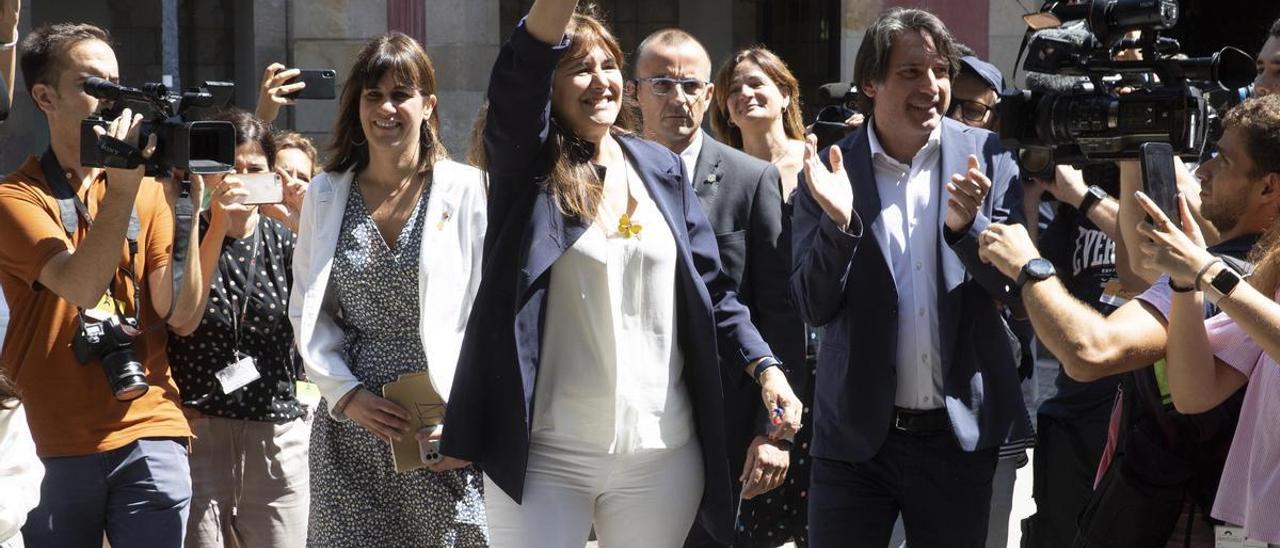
[809,81,863,150]
[79,77,236,177]
[998,0,1255,176]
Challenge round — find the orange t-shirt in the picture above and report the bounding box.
[0,156,191,458]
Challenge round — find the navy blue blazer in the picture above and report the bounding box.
[441,22,773,544]
[790,117,1033,464]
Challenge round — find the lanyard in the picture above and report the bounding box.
[228,222,262,353]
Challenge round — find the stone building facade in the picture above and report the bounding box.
[2,0,1271,173]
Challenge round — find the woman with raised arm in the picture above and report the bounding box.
[440,1,803,547]
[167,108,310,548]
[288,32,488,547]
[710,47,808,204]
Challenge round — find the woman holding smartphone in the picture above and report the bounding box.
[167,108,309,548]
[289,32,488,547]
[440,1,802,546]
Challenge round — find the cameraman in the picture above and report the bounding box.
[0,23,204,546]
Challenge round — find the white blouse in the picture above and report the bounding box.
[533,160,693,454]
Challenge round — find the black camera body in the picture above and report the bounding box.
[999,0,1255,174]
[71,315,149,402]
[79,78,237,177]
[810,81,863,150]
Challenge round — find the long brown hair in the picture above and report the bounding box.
[325,31,447,175]
[709,47,806,149]
[543,6,637,220]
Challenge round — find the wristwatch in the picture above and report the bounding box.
[1077,185,1108,217]
[1205,264,1243,303]
[752,356,783,384]
[1016,258,1056,289]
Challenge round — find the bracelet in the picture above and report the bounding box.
[751,356,782,384]
[0,35,16,50]
[1194,259,1225,292]
[1168,278,1194,293]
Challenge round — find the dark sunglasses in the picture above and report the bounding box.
[948,99,995,123]
[637,76,709,96]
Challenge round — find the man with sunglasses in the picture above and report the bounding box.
[630,28,806,548]
[948,56,1002,131]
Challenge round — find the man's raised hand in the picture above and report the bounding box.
[801,134,854,230]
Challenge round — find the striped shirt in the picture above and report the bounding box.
[1204,306,1280,543]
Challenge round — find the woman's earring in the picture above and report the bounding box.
[352,133,367,146]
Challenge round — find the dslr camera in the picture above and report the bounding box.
[79,78,237,178]
[71,314,149,401]
[998,0,1255,177]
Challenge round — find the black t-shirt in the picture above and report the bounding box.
[167,214,303,423]
[1038,176,1123,418]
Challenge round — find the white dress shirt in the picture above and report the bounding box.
[867,122,945,410]
[678,131,705,186]
[534,159,693,454]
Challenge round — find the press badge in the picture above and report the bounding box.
[1214,525,1268,548]
[215,352,261,394]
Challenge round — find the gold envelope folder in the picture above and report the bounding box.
[381,371,446,473]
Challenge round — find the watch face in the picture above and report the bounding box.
[1027,258,1055,279]
[1211,267,1242,295]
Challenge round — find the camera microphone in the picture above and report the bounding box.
[83,77,149,102]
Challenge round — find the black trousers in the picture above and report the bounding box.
[1022,408,1112,548]
[808,427,998,548]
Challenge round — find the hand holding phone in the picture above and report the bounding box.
[235,172,284,205]
[1140,142,1180,226]
[279,68,337,100]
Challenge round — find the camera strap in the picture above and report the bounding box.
[41,148,193,322]
[41,149,143,324]
[40,148,140,244]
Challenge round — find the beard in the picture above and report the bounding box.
[1202,193,1247,234]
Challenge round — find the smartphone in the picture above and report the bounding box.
[1140,142,1180,224]
[282,69,337,100]
[237,172,283,205]
[418,424,444,465]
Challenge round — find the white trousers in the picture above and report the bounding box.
[484,439,704,548]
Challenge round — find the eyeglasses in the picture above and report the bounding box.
[948,99,995,123]
[637,76,709,97]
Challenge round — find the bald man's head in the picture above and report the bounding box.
[632,29,716,152]
[635,28,712,80]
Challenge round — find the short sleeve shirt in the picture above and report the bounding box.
[1038,195,1121,417]
[0,156,190,458]
[1204,308,1280,543]
[167,214,303,423]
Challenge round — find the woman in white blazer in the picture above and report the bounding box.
[287,32,488,547]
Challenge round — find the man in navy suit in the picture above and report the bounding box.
[630,28,807,547]
[791,8,1031,547]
